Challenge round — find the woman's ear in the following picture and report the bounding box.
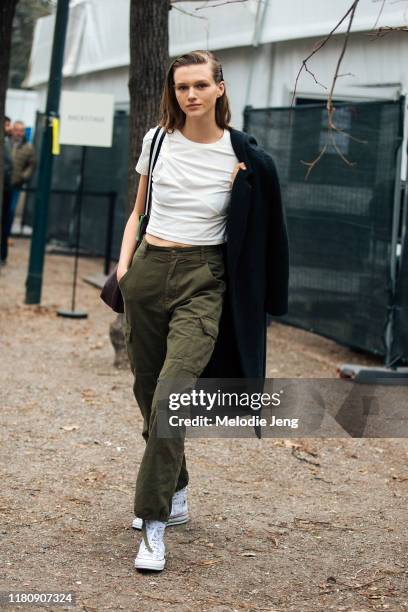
[217,81,225,97]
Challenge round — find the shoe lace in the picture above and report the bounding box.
[151,527,164,547]
[172,487,186,505]
[142,522,164,554]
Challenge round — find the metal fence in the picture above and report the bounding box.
[24,101,407,364]
[244,98,407,364]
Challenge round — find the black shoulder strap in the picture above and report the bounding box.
[145,126,166,216]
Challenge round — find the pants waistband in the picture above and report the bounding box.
[140,235,224,259]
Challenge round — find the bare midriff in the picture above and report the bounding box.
[145,233,193,248]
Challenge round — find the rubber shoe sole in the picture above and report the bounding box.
[132,511,189,530]
[134,554,166,571]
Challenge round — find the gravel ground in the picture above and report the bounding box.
[1,238,407,612]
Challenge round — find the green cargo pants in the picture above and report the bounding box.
[119,235,226,522]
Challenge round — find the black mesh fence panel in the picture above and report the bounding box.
[244,99,405,360]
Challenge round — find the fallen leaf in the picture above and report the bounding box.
[195,559,222,566]
[61,425,80,432]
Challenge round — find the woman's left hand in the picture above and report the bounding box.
[231,162,247,185]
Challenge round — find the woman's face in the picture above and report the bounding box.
[173,63,224,121]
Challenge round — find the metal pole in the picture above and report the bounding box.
[384,141,403,368]
[25,0,70,304]
[71,146,86,311]
[57,146,88,319]
[104,191,116,275]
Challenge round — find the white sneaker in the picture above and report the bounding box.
[132,486,189,530]
[134,520,166,571]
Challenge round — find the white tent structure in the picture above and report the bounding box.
[24,0,408,130]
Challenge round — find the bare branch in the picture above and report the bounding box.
[301,144,328,181]
[295,1,365,178]
[171,2,210,50]
[171,0,249,7]
[171,4,209,19]
[194,0,249,7]
[326,0,359,111]
[372,0,387,30]
[302,63,327,91]
[371,24,408,36]
[330,121,367,145]
[329,132,356,167]
[291,1,360,110]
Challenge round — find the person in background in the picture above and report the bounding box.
[7,120,36,240]
[1,117,13,263]
[4,116,13,139]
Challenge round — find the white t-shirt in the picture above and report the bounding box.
[135,126,239,245]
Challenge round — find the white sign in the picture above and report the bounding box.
[59,91,114,147]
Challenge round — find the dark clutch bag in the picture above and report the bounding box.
[99,215,146,314]
[100,264,125,313]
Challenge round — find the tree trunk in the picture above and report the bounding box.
[0,0,19,219]
[128,0,170,209]
[111,0,170,368]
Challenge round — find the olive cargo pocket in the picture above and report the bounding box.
[185,316,219,375]
[199,316,218,341]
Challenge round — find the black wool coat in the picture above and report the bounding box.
[202,126,289,380]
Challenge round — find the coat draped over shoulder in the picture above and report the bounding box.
[202,127,289,380]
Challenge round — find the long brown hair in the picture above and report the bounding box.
[159,50,231,132]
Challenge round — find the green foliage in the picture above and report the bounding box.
[9,0,55,89]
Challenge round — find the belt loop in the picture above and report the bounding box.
[200,246,205,263]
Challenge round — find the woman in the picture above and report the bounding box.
[117,50,289,571]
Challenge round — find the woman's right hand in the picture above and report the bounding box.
[117,265,128,283]
[231,161,247,185]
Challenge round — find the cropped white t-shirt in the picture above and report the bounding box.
[135,127,239,245]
